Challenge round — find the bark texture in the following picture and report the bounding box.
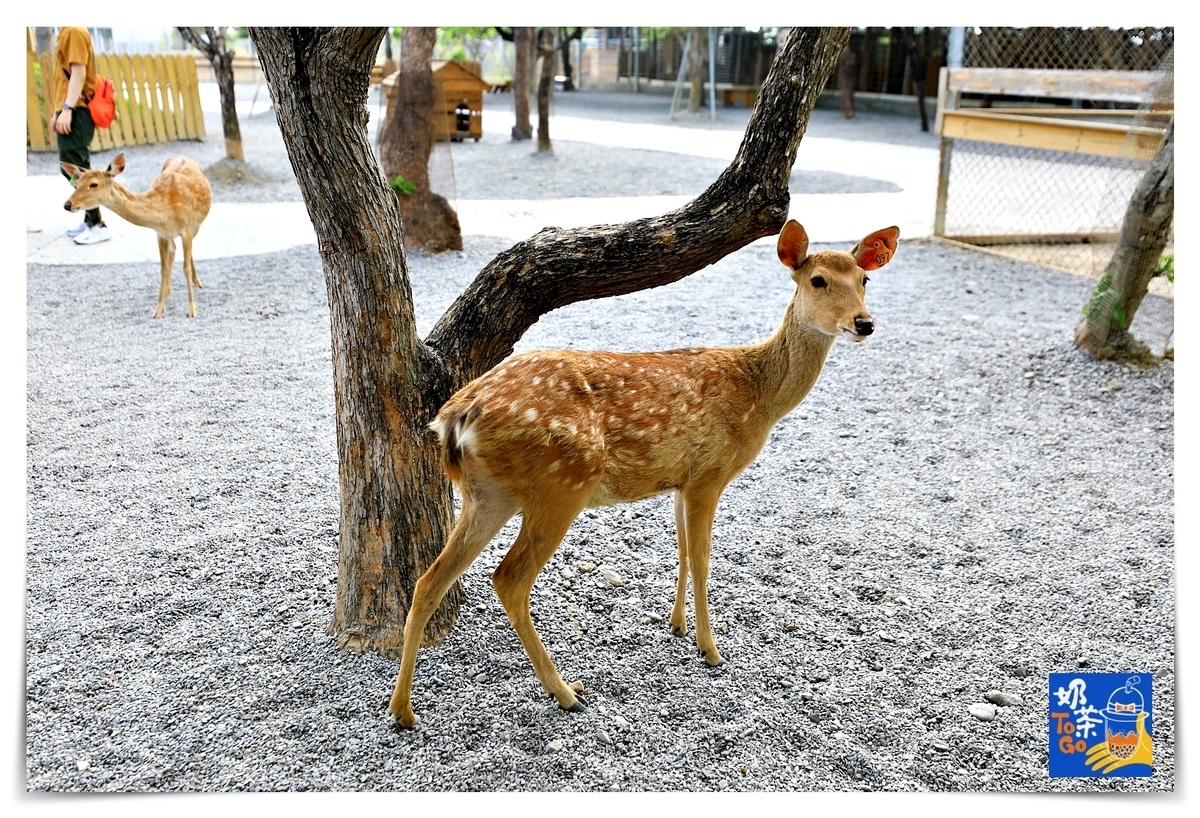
[511,27,533,140]
[250,25,850,657]
[250,27,459,657]
[536,28,554,153]
[178,27,245,162]
[1075,119,1174,361]
[378,27,462,253]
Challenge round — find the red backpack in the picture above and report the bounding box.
[88,75,116,128]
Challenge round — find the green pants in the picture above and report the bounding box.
[57,106,101,227]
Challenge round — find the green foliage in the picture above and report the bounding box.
[1153,253,1174,283]
[1111,305,1127,329]
[1082,272,1113,316]
[389,175,416,196]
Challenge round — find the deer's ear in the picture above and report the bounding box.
[107,153,126,177]
[777,220,809,272]
[60,162,83,179]
[852,226,900,271]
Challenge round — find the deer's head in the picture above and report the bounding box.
[776,219,899,342]
[62,152,127,213]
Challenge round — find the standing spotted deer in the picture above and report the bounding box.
[390,219,899,727]
[62,152,213,318]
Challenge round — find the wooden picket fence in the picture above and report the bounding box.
[27,49,205,153]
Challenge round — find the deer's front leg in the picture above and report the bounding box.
[153,236,174,318]
[682,487,723,666]
[669,490,689,637]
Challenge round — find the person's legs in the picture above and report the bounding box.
[57,108,102,228]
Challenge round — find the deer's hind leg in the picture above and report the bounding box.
[180,233,198,317]
[681,484,724,667]
[492,487,594,713]
[152,236,175,318]
[669,490,690,637]
[389,479,518,728]
[184,228,203,289]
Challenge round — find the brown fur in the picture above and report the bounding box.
[389,219,900,727]
[62,152,213,318]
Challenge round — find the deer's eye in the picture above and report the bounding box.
[89,182,99,188]
[810,275,827,289]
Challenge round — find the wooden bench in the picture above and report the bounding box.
[933,67,1170,238]
[722,85,758,107]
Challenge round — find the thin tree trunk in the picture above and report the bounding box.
[178,27,244,162]
[511,27,533,140]
[1075,119,1174,361]
[250,27,460,657]
[687,27,705,113]
[536,28,554,153]
[838,44,856,118]
[379,27,462,252]
[250,25,850,657]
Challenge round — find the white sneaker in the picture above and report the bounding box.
[65,220,88,238]
[73,224,110,245]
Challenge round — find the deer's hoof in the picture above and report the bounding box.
[670,624,688,637]
[392,711,419,730]
[559,693,587,714]
[699,649,725,667]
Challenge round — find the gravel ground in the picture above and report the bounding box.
[25,85,1174,793]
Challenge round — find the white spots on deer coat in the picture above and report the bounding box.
[524,408,539,422]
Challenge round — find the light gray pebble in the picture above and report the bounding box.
[968,703,998,722]
[985,690,1024,707]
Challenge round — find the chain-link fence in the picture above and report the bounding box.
[963,26,1173,71]
[935,28,1173,298]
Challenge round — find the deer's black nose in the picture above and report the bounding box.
[63,202,73,212]
[854,317,874,336]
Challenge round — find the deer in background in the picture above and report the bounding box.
[62,153,213,318]
[389,219,900,727]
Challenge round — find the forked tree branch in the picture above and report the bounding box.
[425,27,851,385]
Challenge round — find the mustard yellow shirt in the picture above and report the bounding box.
[54,26,97,109]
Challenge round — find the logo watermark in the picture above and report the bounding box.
[1048,673,1153,777]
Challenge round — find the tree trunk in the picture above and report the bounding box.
[378,27,463,253]
[178,27,244,162]
[511,27,533,140]
[536,28,554,153]
[249,27,461,657]
[35,27,54,58]
[1075,119,1174,361]
[250,25,850,657]
[559,28,582,91]
[687,27,705,114]
[899,28,929,132]
[838,44,856,118]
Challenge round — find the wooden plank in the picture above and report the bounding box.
[185,55,205,139]
[118,54,146,145]
[933,137,953,237]
[27,46,48,150]
[944,68,1159,104]
[168,55,191,138]
[143,54,168,140]
[40,52,59,152]
[157,55,180,141]
[940,109,1165,157]
[946,231,1119,246]
[132,55,163,143]
[111,53,136,146]
[151,55,175,142]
